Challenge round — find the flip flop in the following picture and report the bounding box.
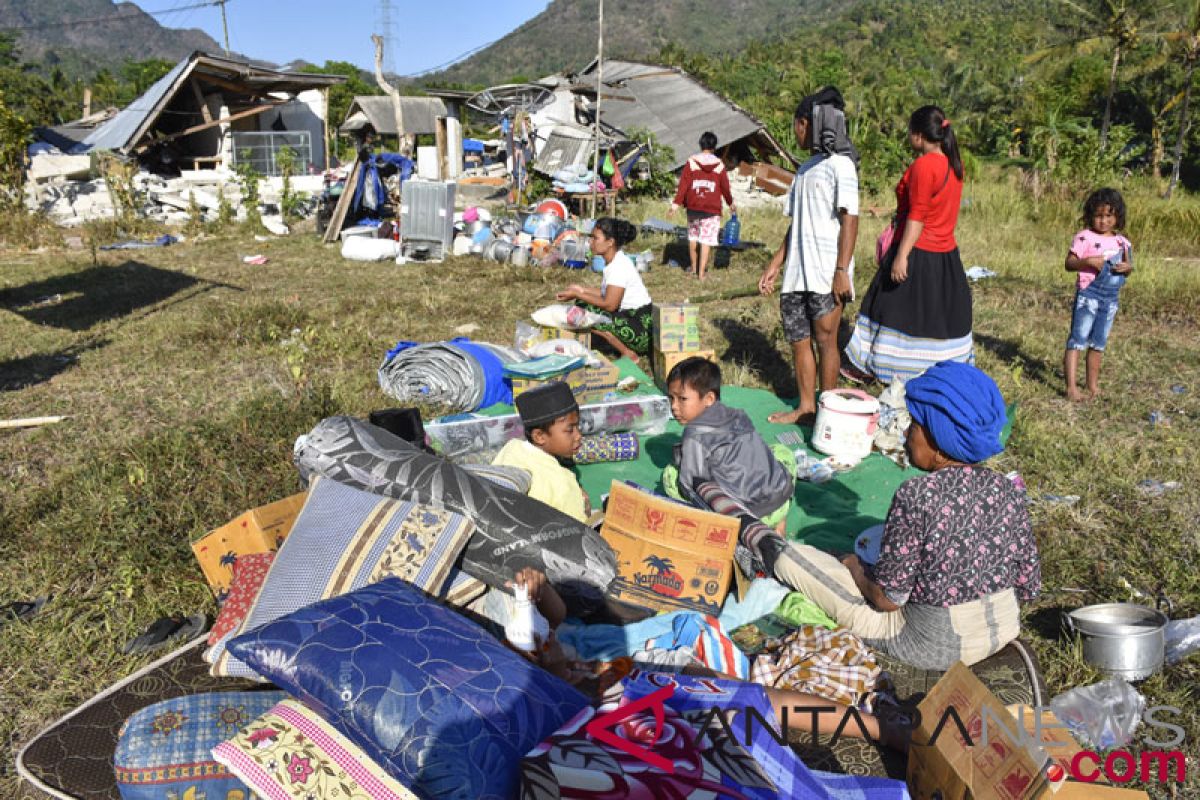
[0,595,50,627]
[122,614,206,656]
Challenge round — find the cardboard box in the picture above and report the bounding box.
[652,303,701,353]
[653,348,716,390]
[514,322,591,353]
[191,492,307,599]
[541,325,592,349]
[600,480,737,614]
[510,351,620,405]
[908,664,1151,800]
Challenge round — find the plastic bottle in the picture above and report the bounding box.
[504,584,549,654]
[721,213,741,246]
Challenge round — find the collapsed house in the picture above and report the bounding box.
[530,58,795,176]
[339,93,469,181]
[26,51,345,227]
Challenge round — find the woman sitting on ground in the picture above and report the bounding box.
[701,361,1041,671]
[555,217,653,363]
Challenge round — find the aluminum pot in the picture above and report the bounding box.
[489,240,514,262]
[1065,602,1168,681]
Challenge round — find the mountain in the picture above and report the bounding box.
[0,0,230,75]
[426,0,840,87]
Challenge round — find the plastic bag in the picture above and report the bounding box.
[1048,678,1145,749]
[514,320,541,354]
[1165,615,1200,664]
[528,338,593,362]
[531,304,610,330]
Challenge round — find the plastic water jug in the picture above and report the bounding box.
[721,213,741,246]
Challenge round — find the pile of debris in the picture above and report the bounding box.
[25,167,325,231]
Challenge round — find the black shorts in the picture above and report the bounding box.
[781,291,838,342]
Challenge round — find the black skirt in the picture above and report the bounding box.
[858,246,972,340]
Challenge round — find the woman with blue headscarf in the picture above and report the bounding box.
[706,362,1041,670]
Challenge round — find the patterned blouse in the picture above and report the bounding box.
[871,466,1041,607]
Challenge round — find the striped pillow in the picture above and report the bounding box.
[207,476,475,679]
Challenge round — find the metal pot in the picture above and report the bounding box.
[1065,602,1168,681]
[489,240,514,262]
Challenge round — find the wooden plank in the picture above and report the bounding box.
[135,100,287,152]
[322,158,362,244]
[0,416,67,430]
[434,117,447,181]
[189,79,213,124]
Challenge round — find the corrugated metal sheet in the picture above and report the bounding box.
[533,128,594,174]
[75,58,192,154]
[340,96,448,136]
[578,59,783,171]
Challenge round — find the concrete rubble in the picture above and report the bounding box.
[24,162,327,230]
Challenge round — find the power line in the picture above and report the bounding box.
[405,10,559,78]
[0,0,226,34]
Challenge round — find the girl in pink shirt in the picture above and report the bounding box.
[1064,187,1133,401]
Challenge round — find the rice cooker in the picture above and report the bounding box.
[812,389,880,460]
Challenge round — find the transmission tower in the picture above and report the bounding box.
[377,0,397,77]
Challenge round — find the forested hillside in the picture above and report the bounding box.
[0,0,226,77]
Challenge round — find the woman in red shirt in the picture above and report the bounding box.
[844,105,973,382]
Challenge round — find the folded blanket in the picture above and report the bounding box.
[294,416,617,615]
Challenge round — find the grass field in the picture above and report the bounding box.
[2,170,1199,797]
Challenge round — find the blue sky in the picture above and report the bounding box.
[128,1,549,75]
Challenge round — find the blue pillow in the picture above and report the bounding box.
[225,577,589,800]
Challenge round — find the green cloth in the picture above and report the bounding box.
[774,592,838,630]
[480,357,1015,556]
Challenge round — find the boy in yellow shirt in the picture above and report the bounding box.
[492,382,589,522]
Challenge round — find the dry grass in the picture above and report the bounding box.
[2,168,1198,797]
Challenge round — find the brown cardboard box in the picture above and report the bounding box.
[510,351,620,405]
[908,665,1151,800]
[653,348,716,390]
[541,325,592,348]
[191,492,307,599]
[652,303,701,353]
[600,480,737,614]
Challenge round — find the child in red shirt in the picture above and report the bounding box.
[670,131,735,280]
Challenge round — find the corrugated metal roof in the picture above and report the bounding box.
[578,59,788,170]
[75,57,192,154]
[340,96,448,136]
[74,52,344,155]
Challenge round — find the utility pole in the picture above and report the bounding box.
[217,0,230,56]
[378,0,397,77]
[589,0,604,220]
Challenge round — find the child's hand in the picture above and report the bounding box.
[1112,260,1133,274]
[1086,255,1107,269]
[890,253,909,283]
[509,567,548,603]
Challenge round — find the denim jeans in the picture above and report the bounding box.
[1067,291,1119,351]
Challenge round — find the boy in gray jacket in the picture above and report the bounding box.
[663,357,796,532]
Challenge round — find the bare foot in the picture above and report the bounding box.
[1066,389,1085,402]
[1087,388,1101,401]
[768,408,816,426]
[627,353,641,366]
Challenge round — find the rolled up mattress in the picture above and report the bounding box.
[294,415,617,614]
[378,338,524,412]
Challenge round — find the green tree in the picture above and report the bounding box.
[1165,0,1200,196]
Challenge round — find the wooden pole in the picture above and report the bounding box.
[218,0,231,56]
[590,0,604,220]
[371,34,409,157]
[322,87,331,171]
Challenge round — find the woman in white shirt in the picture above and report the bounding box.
[555,218,653,362]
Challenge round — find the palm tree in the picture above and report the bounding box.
[1166,0,1200,198]
[1028,0,1150,150]
[643,555,676,576]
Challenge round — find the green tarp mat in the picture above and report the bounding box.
[478,357,1015,554]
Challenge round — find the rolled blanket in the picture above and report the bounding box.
[573,433,639,465]
[378,338,525,412]
[294,416,617,615]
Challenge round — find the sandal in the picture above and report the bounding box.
[840,364,873,386]
[0,595,50,627]
[122,614,206,655]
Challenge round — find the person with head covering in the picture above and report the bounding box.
[844,104,972,383]
[702,362,1040,671]
[492,381,589,523]
[759,86,861,427]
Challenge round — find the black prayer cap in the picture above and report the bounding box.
[515,382,579,428]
